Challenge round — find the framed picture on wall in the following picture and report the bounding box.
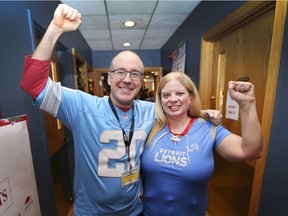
[172,41,186,73]
[71,48,89,93]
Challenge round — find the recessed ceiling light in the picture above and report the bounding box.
[124,20,135,27]
[123,42,131,47]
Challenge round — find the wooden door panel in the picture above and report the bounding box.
[213,9,274,136]
[46,52,65,156]
[197,1,288,215]
[200,1,286,215]
[209,8,274,216]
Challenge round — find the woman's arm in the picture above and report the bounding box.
[216,81,263,161]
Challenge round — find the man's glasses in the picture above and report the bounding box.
[110,68,143,80]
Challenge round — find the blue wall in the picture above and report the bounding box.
[0,1,91,215]
[258,9,288,216]
[161,1,245,84]
[92,49,161,68]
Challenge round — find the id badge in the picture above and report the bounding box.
[121,168,139,188]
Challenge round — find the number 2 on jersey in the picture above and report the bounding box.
[98,130,146,177]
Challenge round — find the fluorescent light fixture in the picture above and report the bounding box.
[124,20,135,27]
[123,42,131,47]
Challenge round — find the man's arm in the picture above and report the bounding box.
[200,109,223,126]
[33,4,81,60]
[20,4,81,99]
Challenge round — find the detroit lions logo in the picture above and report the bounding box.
[186,143,200,163]
[153,142,200,167]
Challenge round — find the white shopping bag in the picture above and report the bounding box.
[0,115,41,216]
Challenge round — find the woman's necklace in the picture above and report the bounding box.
[168,118,195,143]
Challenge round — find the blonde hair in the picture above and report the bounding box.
[147,72,202,145]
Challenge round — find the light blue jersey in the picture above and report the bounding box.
[141,118,230,216]
[35,78,155,215]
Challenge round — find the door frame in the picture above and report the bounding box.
[198,1,287,215]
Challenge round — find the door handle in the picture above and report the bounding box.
[210,96,216,109]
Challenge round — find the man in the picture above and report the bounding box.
[21,4,221,215]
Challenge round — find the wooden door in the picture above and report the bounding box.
[45,45,65,156]
[199,1,287,216]
[71,48,89,93]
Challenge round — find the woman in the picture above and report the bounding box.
[141,72,262,216]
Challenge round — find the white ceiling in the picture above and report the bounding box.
[61,0,201,51]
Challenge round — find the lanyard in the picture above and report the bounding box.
[108,97,134,170]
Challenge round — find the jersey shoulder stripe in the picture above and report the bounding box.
[39,79,61,117]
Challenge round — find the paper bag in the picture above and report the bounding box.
[0,115,41,216]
